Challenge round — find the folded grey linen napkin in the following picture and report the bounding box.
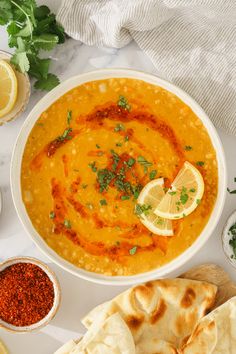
[57,0,236,135]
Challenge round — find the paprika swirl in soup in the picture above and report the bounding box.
[21,78,218,276]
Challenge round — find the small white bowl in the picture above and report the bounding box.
[0,257,61,333]
[222,211,236,269]
[10,69,227,286]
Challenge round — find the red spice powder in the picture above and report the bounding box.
[0,263,54,327]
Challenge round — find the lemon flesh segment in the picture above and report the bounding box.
[154,161,204,220]
[0,340,8,354]
[137,178,173,236]
[0,60,18,118]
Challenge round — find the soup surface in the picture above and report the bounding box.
[21,78,218,276]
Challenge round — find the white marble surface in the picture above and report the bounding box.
[1,1,236,353]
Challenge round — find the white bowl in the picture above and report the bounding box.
[11,69,227,286]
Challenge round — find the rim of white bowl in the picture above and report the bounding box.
[10,68,227,286]
[0,257,61,332]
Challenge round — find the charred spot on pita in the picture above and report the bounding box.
[181,287,196,308]
[150,299,167,324]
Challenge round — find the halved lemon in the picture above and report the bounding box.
[154,161,204,220]
[0,60,18,118]
[137,178,173,236]
[0,340,8,354]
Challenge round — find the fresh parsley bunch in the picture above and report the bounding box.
[0,0,66,91]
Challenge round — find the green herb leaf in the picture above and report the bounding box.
[124,135,129,142]
[57,127,72,142]
[189,188,196,193]
[88,161,97,173]
[129,246,137,255]
[135,203,152,216]
[67,110,72,125]
[180,187,189,205]
[64,219,71,228]
[149,170,157,180]
[49,211,55,219]
[96,144,101,149]
[137,156,152,173]
[116,142,122,147]
[196,161,205,167]
[114,123,125,132]
[169,191,177,196]
[126,157,136,167]
[227,188,236,194]
[100,199,107,206]
[196,199,201,205]
[2,0,65,91]
[121,195,130,201]
[34,73,59,91]
[184,145,192,151]
[117,95,131,111]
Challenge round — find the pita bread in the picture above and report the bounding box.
[54,313,135,354]
[82,278,217,353]
[180,296,236,353]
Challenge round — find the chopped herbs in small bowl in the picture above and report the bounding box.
[222,211,236,268]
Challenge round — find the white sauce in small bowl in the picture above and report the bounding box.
[222,210,236,268]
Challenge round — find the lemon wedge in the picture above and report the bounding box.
[0,60,18,118]
[137,178,173,236]
[0,340,8,354]
[154,161,204,220]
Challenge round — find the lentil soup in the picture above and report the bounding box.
[21,78,218,276]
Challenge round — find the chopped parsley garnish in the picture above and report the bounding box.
[129,246,137,255]
[149,170,157,180]
[82,184,88,189]
[49,211,55,219]
[156,218,164,225]
[227,188,236,194]
[64,219,71,228]
[88,161,97,172]
[96,144,101,149]
[117,95,131,111]
[124,135,129,142]
[196,161,205,166]
[111,149,120,171]
[190,188,196,193]
[57,128,72,141]
[184,145,192,151]
[94,150,142,198]
[126,157,136,167]
[180,187,188,205]
[116,142,122,147]
[121,195,130,201]
[229,223,236,259]
[114,123,125,132]
[97,169,116,192]
[86,203,94,210]
[168,191,176,196]
[100,199,107,206]
[137,156,152,173]
[135,203,152,217]
[67,110,72,125]
[196,199,201,205]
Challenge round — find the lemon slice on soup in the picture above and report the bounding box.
[0,60,18,118]
[0,340,8,354]
[155,161,204,220]
[136,178,173,236]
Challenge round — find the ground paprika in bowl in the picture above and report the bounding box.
[0,257,61,333]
